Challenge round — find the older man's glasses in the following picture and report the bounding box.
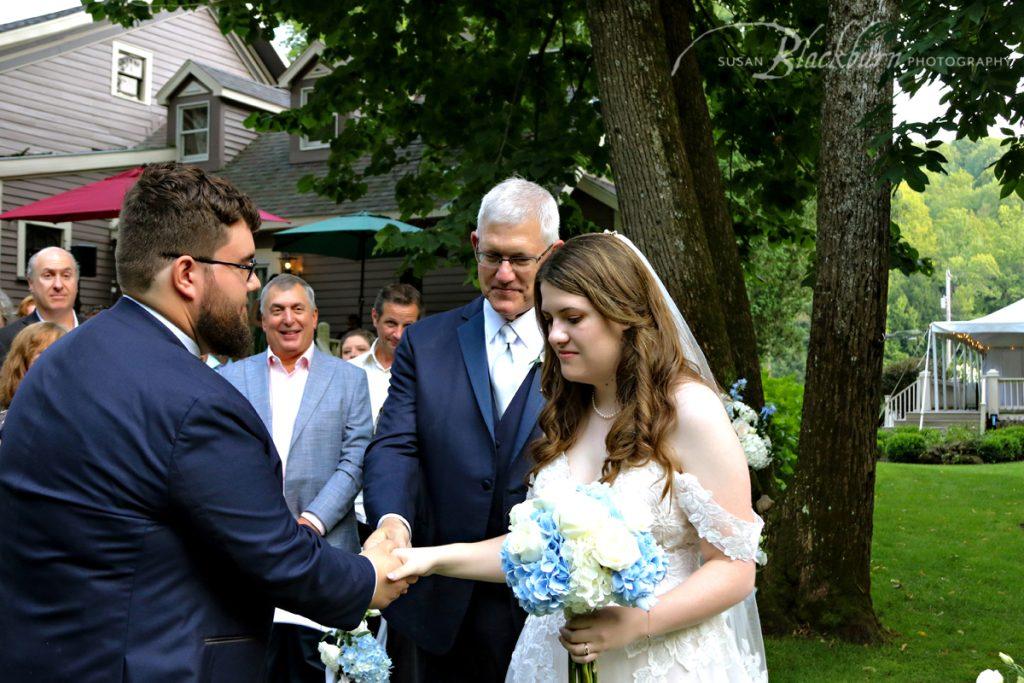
[474,244,553,270]
[161,253,258,281]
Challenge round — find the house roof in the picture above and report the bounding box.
[218,132,427,222]
[0,6,83,34]
[194,62,290,108]
[156,60,290,111]
[277,40,326,87]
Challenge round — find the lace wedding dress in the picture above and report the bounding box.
[506,453,768,683]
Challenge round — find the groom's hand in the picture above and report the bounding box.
[364,517,411,551]
[361,539,415,609]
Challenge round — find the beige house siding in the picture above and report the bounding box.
[223,103,260,164]
[0,9,254,157]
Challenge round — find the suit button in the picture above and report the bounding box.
[481,478,494,491]
[495,440,502,449]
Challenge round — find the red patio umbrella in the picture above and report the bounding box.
[0,167,288,224]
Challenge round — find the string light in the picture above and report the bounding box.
[949,332,988,354]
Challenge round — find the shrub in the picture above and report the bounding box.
[979,426,1024,463]
[763,374,803,486]
[885,429,929,463]
[923,425,982,464]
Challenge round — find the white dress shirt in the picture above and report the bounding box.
[482,298,544,397]
[349,339,393,425]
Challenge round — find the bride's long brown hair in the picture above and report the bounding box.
[530,233,711,497]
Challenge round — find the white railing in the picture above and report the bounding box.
[999,378,1024,411]
[884,381,918,427]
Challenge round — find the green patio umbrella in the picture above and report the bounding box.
[272,212,422,324]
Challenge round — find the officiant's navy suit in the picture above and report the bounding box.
[0,298,376,683]
[364,296,543,680]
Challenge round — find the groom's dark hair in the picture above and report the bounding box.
[116,163,260,295]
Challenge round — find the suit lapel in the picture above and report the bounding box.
[289,349,332,451]
[245,354,272,430]
[457,304,495,441]
[509,365,544,468]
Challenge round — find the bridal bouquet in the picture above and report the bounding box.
[723,378,775,471]
[318,610,391,683]
[500,481,668,683]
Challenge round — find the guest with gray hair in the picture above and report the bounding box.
[0,246,80,363]
[219,273,374,683]
[362,177,562,681]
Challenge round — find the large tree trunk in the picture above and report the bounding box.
[758,0,893,643]
[585,0,736,385]
[660,0,765,411]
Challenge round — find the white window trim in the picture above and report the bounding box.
[299,87,332,151]
[176,102,211,163]
[111,41,153,105]
[17,220,72,279]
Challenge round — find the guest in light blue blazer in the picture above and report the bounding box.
[220,274,373,683]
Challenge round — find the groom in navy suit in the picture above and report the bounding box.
[0,163,407,683]
[363,178,562,681]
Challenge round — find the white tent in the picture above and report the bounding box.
[930,297,1024,376]
[922,297,1024,418]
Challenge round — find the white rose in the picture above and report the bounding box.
[555,493,609,539]
[317,642,341,672]
[999,653,1015,666]
[351,619,370,637]
[591,521,641,570]
[509,500,539,528]
[506,521,546,562]
[977,670,1004,683]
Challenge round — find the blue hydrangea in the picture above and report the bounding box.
[759,403,777,421]
[611,531,668,611]
[338,633,391,683]
[501,507,571,615]
[729,378,748,401]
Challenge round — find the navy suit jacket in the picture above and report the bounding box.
[0,298,376,683]
[363,297,544,654]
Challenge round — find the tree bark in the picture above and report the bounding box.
[660,0,765,411]
[585,0,736,385]
[758,0,892,643]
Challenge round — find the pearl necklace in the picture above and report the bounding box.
[591,394,621,419]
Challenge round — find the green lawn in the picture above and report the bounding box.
[766,462,1024,682]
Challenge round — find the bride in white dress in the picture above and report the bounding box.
[391,233,768,682]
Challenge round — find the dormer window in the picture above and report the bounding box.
[299,87,332,151]
[177,103,210,162]
[111,41,152,104]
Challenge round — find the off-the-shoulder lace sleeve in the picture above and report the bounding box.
[675,473,766,564]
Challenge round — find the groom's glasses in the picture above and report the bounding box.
[475,244,553,270]
[161,253,259,282]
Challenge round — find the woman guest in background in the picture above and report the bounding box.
[340,328,375,360]
[0,322,67,429]
[392,233,767,682]
[17,295,36,319]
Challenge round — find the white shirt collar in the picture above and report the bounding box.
[354,338,390,373]
[36,308,79,330]
[266,341,315,373]
[482,298,544,358]
[123,296,200,357]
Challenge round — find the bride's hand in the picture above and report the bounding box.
[387,546,441,582]
[558,607,648,663]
